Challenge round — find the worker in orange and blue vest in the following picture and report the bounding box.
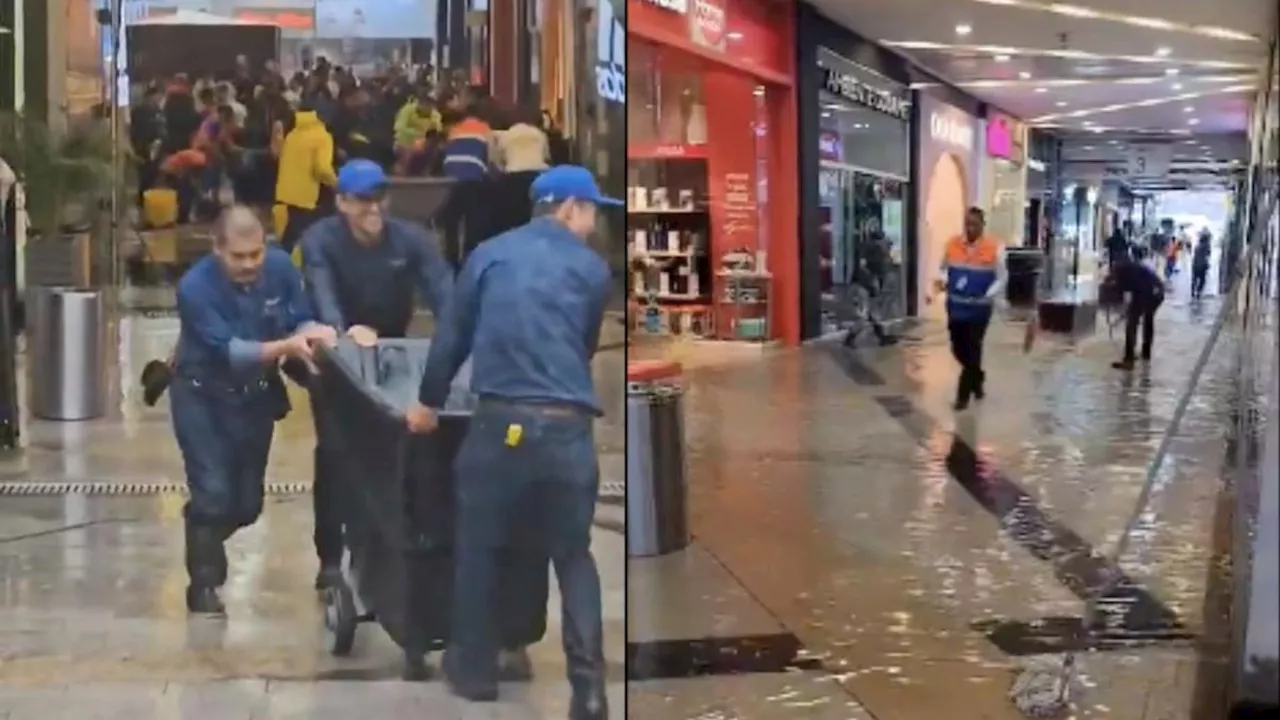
[934,207,1007,411]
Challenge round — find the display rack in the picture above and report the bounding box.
[627,148,714,338]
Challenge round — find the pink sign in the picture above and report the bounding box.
[818,131,842,162]
[986,115,1012,159]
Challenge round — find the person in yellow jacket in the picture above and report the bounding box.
[393,86,443,175]
[275,101,338,255]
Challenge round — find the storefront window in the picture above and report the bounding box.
[818,169,905,331]
[627,38,780,341]
[813,48,910,325]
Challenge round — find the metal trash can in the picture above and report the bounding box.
[626,361,689,557]
[27,287,105,421]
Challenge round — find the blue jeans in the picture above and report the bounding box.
[171,377,276,529]
[447,401,604,692]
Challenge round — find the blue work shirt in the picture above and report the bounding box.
[301,217,454,338]
[175,248,314,392]
[417,216,611,414]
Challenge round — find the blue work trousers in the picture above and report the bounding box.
[446,401,604,692]
[171,377,276,530]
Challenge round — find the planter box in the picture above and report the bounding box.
[24,230,93,289]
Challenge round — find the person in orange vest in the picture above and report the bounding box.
[934,207,1007,410]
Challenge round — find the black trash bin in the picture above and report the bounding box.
[314,339,550,678]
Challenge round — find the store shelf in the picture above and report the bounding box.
[627,207,707,215]
[637,250,698,258]
[632,293,711,301]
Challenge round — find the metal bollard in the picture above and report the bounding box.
[27,287,106,421]
[626,361,689,557]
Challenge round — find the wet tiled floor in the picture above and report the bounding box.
[627,295,1269,720]
[0,302,627,718]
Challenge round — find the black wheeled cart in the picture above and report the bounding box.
[315,340,549,679]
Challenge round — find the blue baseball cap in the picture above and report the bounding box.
[336,159,388,198]
[530,165,622,207]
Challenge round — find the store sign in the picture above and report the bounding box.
[595,0,625,104]
[646,0,689,13]
[817,131,843,162]
[931,113,973,152]
[821,67,911,121]
[689,0,727,50]
[985,112,1026,164]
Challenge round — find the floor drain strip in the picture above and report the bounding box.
[0,480,626,498]
[0,481,311,496]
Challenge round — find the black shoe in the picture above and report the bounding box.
[1140,352,1151,362]
[445,674,499,702]
[878,334,900,347]
[842,328,860,347]
[1112,360,1135,371]
[569,688,609,720]
[499,648,534,682]
[185,584,226,616]
[953,397,970,411]
[314,564,342,591]
[140,359,173,407]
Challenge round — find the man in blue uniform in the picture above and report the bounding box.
[300,159,454,590]
[172,206,337,615]
[407,165,614,718]
[1106,248,1165,370]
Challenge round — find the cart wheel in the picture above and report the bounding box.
[323,582,358,657]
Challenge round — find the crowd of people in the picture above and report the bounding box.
[128,55,572,235]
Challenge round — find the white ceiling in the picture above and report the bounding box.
[809,0,1275,170]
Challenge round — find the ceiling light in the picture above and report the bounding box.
[821,112,831,118]
[1166,68,1180,76]
[1027,84,1253,122]
[994,54,1011,62]
[1188,118,1200,125]
[1083,145,1095,150]
[879,41,1254,70]
[1035,87,1048,93]
[1172,83,1184,90]
[1048,3,1100,17]
[1019,71,1032,79]
[727,31,743,40]
[1183,106,1194,112]
[1155,47,1172,57]
[968,0,1261,43]
[1056,101,1068,107]
[1109,140,1119,144]
[955,24,973,36]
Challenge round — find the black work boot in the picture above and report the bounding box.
[314,563,343,591]
[499,646,534,681]
[569,683,609,720]
[184,523,227,617]
[973,370,986,400]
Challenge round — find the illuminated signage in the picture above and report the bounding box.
[821,67,911,121]
[595,0,625,104]
[647,0,689,13]
[931,113,973,152]
[985,112,1026,164]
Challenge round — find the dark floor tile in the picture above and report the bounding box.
[625,633,823,681]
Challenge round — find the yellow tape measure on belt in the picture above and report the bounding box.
[504,424,523,447]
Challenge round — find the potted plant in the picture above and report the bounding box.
[0,112,117,289]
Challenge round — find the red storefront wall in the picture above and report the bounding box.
[629,0,801,346]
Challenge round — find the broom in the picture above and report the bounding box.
[1007,222,1260,718]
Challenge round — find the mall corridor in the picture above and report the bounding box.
[627,297,1272,719]
[0,303,627,719]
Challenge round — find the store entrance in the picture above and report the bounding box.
[817,162,907,333]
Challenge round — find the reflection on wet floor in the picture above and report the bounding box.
[627,302,1263,719]
[0,495,625,718]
